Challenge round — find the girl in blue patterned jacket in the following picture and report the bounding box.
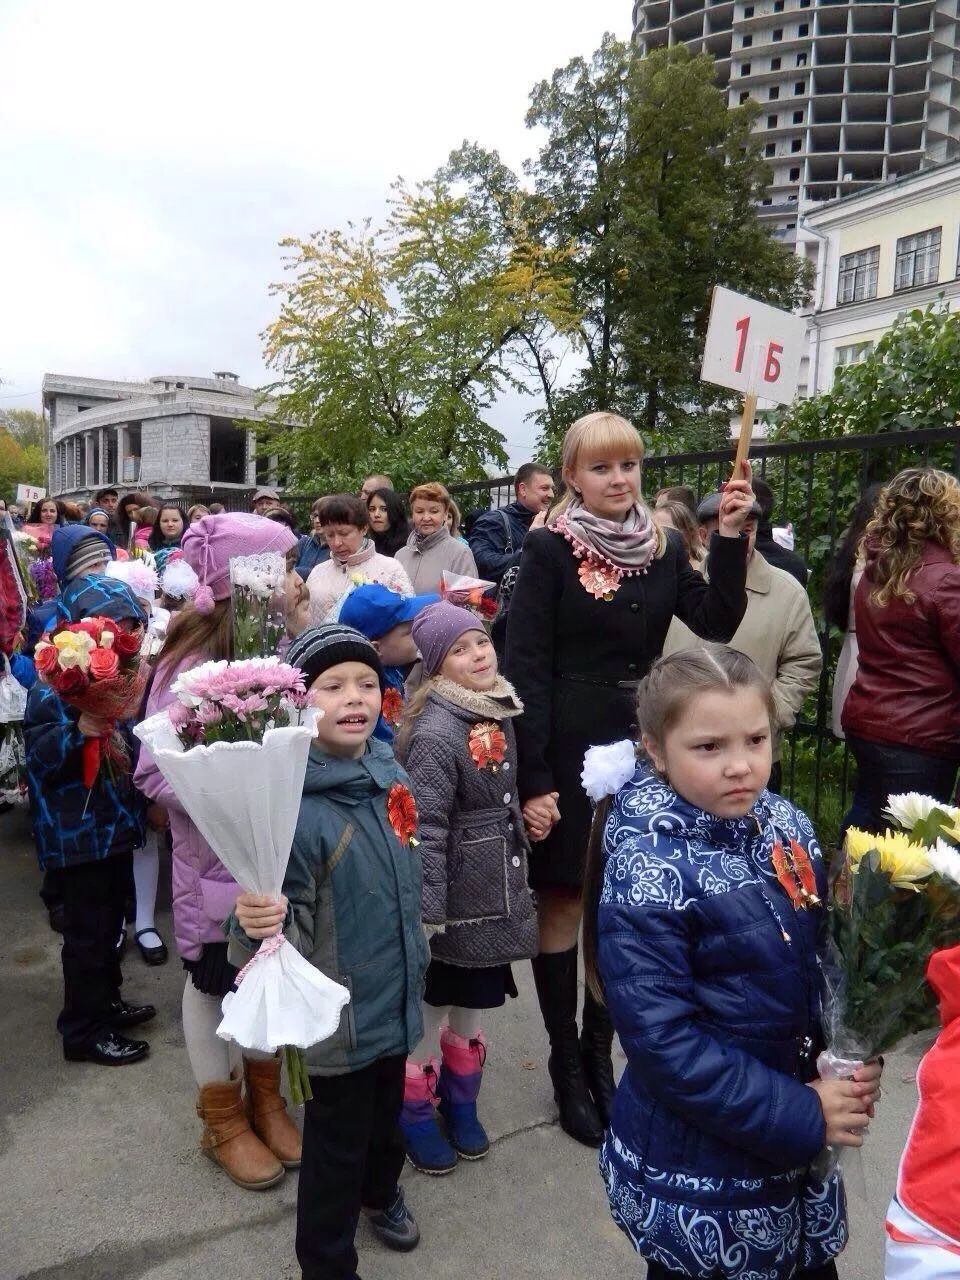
[581,644,882,1280]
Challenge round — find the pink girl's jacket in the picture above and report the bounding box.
[885,943,960,1277]
[134,654,239,960]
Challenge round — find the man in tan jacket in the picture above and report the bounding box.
[662,491,822,794]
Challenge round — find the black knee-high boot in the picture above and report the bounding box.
[531,947,603,1147]
[580,990,616,1127]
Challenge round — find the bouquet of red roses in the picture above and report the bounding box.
[34,615,148,789]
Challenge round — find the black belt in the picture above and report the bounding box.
[555,672,641,690]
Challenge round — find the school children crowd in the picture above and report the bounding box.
[4,413,960,1280]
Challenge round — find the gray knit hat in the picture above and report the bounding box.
[64,534,113,581]
[286,623,385,690]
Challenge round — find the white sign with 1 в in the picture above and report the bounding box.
[700,285,807,406]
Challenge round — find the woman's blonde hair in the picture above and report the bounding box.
[447,498,462,537]
[549,411,664,553]
[862,467,960,607]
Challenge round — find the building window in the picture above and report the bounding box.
[835,341,875,369]
[771,56,781,69]
[773,28,783,40]
[791,138,802,152]
[774,0,784,10]
[895,228,942,291]
[798,23,809,36]
[742,33,753,47]
[793,109,804,123]
[767,114,778,127]
[740,90,751,103]
[744,4,754,15]
[769,86,779,99]
[837,245,880,304]
[794,81,805,94]
[765,142,776,156]
[796,52,807,66]
[741,62,752,75]
[789,167,801,180]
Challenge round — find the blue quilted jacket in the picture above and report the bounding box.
[596,762,847,1279]
[24,683,144,870]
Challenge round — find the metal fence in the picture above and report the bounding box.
[450,426,960,846]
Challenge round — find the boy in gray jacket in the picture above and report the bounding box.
[234,623,429,1280]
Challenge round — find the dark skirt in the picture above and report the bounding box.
[423,959,518,1010]
[182,941,237,997]
[528,677,636,893]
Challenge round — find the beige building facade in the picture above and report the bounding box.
[796,158,960,395]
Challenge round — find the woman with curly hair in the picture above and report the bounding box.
[842,467,960,833]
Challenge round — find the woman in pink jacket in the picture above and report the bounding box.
[135,512,303,1191]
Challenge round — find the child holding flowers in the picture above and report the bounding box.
[233,622,429,1277]
[135,512,302,1191]
[24,575,156,1066]
[581,645,882,1280]
[393,601,538,1174]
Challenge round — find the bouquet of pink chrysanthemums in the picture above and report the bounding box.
[135,657,349,1087]
[167,656,308,747]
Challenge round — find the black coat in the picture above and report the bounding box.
[503,526,748,890]
[755,526,808,587]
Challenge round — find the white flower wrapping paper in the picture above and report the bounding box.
[134,704,350,1051]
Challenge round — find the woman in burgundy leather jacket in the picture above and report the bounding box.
[842,467,960,832]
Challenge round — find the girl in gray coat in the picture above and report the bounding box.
[396,601,538,1174]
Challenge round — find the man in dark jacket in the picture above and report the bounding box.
[752,479,809,587]
[93,487,124,546]
[468,463,555,587]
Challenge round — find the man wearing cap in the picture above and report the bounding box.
[339,583,439,742]
[662,489,821,793]
[251,487,281,517]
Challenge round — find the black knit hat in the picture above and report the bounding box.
[286,623,385,690]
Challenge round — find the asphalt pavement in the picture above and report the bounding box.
[0,805,921,1279]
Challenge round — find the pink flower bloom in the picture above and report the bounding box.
[196,701,224,725]
[169,702,192,730]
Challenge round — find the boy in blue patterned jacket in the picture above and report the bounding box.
[580,644,883,1280]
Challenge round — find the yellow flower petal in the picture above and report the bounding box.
[845,826,934,890]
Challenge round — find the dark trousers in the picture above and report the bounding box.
[646,1262,837,1280]
[842,736,958,837]
[297,1053,406,1280]
[40,865,64,910]
[768,760,783,795]
[57,852,130,1047]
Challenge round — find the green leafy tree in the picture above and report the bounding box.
[0,428,45,501]
[255,178,577,494]
[0,409,45,451]
[519,38,809,459]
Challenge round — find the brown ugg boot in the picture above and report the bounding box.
[243,1054,303,1169]
[196,1076,285,1190]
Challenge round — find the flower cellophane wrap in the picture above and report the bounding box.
[814,804,960,1187]
[440,570,498,621]
[134,695,350,1053]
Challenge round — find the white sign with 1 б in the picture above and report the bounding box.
[700,285,807,406]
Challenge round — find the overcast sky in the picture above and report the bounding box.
[0,0,630,468]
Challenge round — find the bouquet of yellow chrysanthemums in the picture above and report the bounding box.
[814,796,960,1186]
[822,795,960,1069]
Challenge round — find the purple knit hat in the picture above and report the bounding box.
[412,601,486,677]
[181,512,297,614]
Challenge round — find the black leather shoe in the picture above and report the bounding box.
[64,1031,149,1065]
[107,999,157,1029]
[134,929,168,966]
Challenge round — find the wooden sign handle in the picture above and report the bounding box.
[733,392,758,474]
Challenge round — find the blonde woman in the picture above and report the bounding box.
[504,412,754,1148]
[842,467,960,833]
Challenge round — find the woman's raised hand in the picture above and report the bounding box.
[718,459,756,538]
